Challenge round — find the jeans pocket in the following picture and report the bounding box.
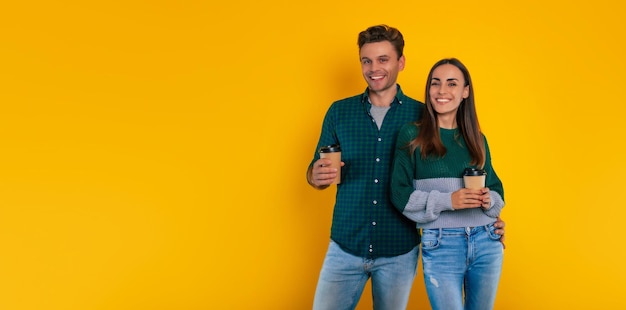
[420,229,440,249]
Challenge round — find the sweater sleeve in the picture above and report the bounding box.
[390,123,416,214]
[390,123,455,223]
[404,189,454,223]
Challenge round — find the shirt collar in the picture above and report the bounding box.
[360,84,407,107]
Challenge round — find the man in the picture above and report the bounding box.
[307,25,505,309]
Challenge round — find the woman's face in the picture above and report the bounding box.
[428,64,469,119]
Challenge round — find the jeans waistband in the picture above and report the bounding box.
[423,222,496,235]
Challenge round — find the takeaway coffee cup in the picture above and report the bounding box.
[319,144,341,184]
[463,168,486,189]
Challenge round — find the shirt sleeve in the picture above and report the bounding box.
[308,102,340,170]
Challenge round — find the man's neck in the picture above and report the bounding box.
[368,86,398,107]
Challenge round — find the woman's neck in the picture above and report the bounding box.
[437,115,457,129]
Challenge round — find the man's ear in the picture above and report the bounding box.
[398,55,406,71]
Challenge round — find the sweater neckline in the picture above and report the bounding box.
[440,127,458,134]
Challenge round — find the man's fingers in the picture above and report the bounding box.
[495,217,505,228]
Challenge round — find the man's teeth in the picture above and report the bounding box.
[371,76,383,80]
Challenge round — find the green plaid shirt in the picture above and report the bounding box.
[310,85,424,258]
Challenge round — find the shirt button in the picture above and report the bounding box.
[375,158,380,162]
[374,179,379,184]
[372,222,377,226]
[373,200,378,205]
[369,249,373,252]
[378,138,382,142]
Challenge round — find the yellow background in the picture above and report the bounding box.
[1,0,624,309]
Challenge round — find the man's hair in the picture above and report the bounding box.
[357,24,404,59]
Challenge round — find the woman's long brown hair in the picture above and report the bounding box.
[408,58,485,168]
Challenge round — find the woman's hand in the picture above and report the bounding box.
[451,188,484,210]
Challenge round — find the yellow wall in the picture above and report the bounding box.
[1,0,624,309]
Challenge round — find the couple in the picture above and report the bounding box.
[307,25,506,310]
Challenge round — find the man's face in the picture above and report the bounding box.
[359,41,405,94]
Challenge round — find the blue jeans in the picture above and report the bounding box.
[421,223,504,310]
[312,240,419,310]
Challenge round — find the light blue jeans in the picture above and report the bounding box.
[421,223,504,310]
[312,240,419,310]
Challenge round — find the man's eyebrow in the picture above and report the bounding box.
[361,55,390,61]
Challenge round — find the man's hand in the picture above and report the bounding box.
[307,159,343,189]
[494,216,506,249]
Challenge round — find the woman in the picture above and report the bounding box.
[390,58,505,310]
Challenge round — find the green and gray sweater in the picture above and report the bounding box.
[390,123,505,229]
